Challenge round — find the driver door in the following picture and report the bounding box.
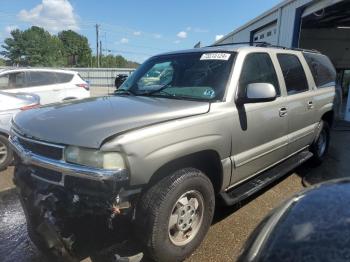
[230,52,289,185]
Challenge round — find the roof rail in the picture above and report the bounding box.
[244,42,321,53]
[208,41,270,47]
[208,42,320,54]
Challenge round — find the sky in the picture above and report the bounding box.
[0,0,282,63]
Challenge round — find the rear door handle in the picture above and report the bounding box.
[307,101,314,109]
[279,107,288,117]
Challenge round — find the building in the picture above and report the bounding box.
[216,0,350,100]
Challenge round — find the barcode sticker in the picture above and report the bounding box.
[200,53,231,61]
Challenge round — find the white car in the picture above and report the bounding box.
[0,91,39,170]
[0,68,90,104]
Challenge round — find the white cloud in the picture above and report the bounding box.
[120,37,129,44]
[153,33,162,39]
[17,0,79,33]
[215,34,224,41]
[133,31,141,36]
[177,31,187,39]
[5,25,19,34]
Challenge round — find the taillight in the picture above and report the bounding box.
[20,103,39,111]
[76,83,89,91]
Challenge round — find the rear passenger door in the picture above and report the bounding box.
[230,52,289,185]
[277,53,318,155]
[24,71,64,104]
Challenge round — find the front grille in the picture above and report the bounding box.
[18,137,63,160]
[30,165,63,183]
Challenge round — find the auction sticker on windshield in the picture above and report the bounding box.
[200,53,231,60]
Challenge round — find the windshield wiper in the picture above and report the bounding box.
[114,89,136,96]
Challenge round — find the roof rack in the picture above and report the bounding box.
[208,41,269,47]
[208,42,320,54]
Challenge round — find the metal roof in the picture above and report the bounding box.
[215,0,299,44]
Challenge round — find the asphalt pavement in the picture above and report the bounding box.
[0,127,349,262]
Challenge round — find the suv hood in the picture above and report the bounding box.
[13,96,210,148]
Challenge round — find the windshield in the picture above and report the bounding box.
[118,52,236,101]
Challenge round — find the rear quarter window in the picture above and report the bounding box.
[303,53,336,88]
[56,73,74,83]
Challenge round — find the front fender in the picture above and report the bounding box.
[102,110,233,186]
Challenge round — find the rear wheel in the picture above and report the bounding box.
[310,121,330,165]
[136,168,215,262]
[0,135,13,171]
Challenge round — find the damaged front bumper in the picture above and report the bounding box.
[9,135,142,260]
[9,134,129,186]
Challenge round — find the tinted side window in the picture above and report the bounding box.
[277,54,309,95]
[239,53,280,96]
[56,73,73,83]
[303,53,336,88]
[27,72,56,86]
[0,74,9,89]
[9,72,26,88]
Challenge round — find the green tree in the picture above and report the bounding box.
[58,30,92,67]
[1,26,65,66]
[0,58,5,66]
[98,54,139,68]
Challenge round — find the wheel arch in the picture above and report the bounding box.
[322,110,334,128]
[148,150,224,195]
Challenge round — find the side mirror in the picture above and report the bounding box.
[239,83,277,104]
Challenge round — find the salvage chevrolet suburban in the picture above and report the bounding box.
[10,44,336,262]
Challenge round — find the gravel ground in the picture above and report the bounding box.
[0,129,349,262]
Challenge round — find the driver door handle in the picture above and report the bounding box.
[279,107,288,117]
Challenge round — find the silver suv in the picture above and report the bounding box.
[10,44,336,261]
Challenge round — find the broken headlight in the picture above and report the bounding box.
[64,146,126,170]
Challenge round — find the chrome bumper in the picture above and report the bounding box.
[9,135,128,186]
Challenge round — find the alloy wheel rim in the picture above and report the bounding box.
[0,141,8,164]
[168,190,204,246]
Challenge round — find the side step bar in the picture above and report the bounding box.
[220,150,313,206]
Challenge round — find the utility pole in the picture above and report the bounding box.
[100,40,102,67]
[95,24,100,68]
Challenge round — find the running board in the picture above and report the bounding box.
[220,150,313,206]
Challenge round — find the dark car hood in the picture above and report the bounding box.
[13,96,210,148]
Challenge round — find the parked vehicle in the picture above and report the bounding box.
[10,44,336,261]
[0,91,39,170]
[238,179,350,262]
[0,68,90,104]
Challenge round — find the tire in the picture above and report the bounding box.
[0,135,13,171]
[310,120,330,165]
[135,168,215,262]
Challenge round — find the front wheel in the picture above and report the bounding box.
[0,135,13,171]
[310,121,330,165]
[136,168,215,262]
